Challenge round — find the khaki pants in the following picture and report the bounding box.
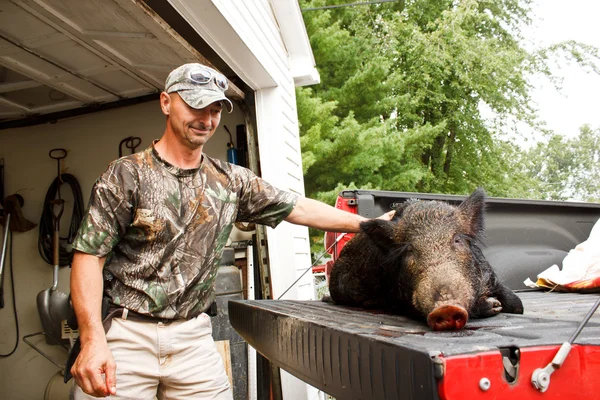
[74,313,233,400]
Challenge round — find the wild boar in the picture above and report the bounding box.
[328,188,524,331]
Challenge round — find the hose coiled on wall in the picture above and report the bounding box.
[38,173,85,266]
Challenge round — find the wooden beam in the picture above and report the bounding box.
[0,33,123,100]
[30,100,84,114]
[13,0,161,90]
[81,30,156,41]
[126,0,245,101]
[0,96,31,112]
[0,80,43,93]
[0,56,99,103]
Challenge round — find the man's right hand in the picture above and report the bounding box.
[70,252,113,396]
[71,339,117,397]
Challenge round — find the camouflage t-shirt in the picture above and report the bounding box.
[73,143,298,319]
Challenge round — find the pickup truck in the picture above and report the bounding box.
[229,190,600,400]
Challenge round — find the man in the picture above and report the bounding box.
[70,63,394,399]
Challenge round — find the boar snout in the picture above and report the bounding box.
[427,305,469,331]
[410,262,475,323]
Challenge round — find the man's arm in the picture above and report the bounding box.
[285,197,394,232]
[70,251,117,397]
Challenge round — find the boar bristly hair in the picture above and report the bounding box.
[359,200,410,249]
[359,219,398,250]
[360,218,412,276]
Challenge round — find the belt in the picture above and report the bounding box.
[103,300,218,332]
[124,309,176,324]
[107,305,179,326]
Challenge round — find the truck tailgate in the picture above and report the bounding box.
[229,291,600,399]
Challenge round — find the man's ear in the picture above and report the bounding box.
[160,92,171,116]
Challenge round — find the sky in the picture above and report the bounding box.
[524,0,600,140]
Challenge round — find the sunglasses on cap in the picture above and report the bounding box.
[189,66,228,91]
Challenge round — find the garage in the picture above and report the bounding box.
[0,1,319,399]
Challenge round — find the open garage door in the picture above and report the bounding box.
[0,0,243,127]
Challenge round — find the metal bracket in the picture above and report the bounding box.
[531,342,572,392]
[23,331,70,370]
[501,347,520,383]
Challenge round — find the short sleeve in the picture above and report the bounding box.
[235,167,298,229]
[72,161,137,257]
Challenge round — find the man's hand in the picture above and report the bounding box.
[286,197,398,233]
[377,210,396,221]
[70,252,114,396]
[71,339,117,397]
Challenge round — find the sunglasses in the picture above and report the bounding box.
[189,67,228,91]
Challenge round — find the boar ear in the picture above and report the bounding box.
[359,219,400,249]
[458,188,486,236]
[391,201,411,221]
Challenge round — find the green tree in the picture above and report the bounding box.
[299,0,598,195]
[520,125,600,202]
[298,0,599,254]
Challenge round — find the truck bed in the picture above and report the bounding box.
[230,190,600,399]
[229,291,600,399]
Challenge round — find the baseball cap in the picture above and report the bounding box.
[165,63,233,113]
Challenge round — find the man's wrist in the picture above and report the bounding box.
[351,214,369,232]
[79,324,106,344]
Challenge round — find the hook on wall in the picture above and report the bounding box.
[49,148,67,184]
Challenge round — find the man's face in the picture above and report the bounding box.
[161,92,223,149]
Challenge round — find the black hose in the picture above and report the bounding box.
[0,231,19,357]
[38,173,85,266]
[0,158,5,211]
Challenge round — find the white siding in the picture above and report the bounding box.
[231,5,315,398]
[197,1,313,301]
[215,0,290,79]
[161,2,318,399]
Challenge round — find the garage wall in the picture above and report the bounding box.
[0,100,246,399]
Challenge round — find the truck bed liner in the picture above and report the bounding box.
[229,291,600,399]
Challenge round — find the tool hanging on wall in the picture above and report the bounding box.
[1,194,37,306]
[223,125,238,165]
[0,193,37,357]
[118,136,142,158]
[1,160,37,312]
[235,124,248,168]
[36,149,84,345]
[38,152,84,267]
[0,158,4,217]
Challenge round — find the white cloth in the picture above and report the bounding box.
[525,218,600,288]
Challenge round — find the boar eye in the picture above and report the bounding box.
[453,235,464,246]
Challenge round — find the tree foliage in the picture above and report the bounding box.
[299,0,598,191]
[519,125,600,202]
[297,0,600,253]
